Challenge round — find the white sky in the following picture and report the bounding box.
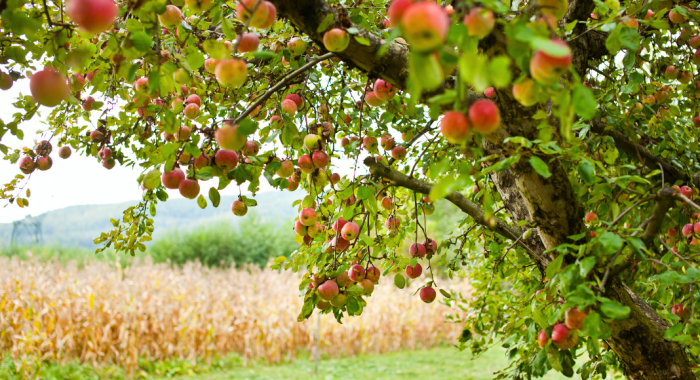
[0,78,378,224]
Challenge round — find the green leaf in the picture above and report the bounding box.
[572,85,597,120]
[652,271,691,286]
[186,52,205,70]
[546,344,563,372]
[297,297,314,321]
[238,118,258,135]
[584,311,611,339]
[546,254,564,279]
[125,18,144,32]
[487,56,512,88]
[599,300,631,320]
[346,297,360,315]
[130,31,153,52]
[597,232,624,255]
[354,36,371,46]
[208,187,220,207]
[529,156,551,178]
[664,324,684,340]
[252,51,276,60]
[394,273,406,289]
[316,14,334,33]
[196,194,207,209]
[346,285,365,296]
[222,17,236,40]
[359,233,375,246]
[578,160,596,184]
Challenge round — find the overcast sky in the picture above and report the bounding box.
[0,78,379,224]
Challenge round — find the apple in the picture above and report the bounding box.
[231,200,248,216]
[620,16,638,29]
[316,300,331,310]
[365,91,386,107]
[237,33,260,53]
[66,0,117,34]
[215,149,239,170]
[423,203,435,215]
[30,69,69,107]
[484,87,496,99]
[381,197,392,210]
[330,293,348,307]
[439,111,470,144]
[694,222,700,235]
[308,169,329,189]
[323,28,350,52]
[385,217,400,231]
[186,0,211,13]
[363,136,379,153]
[288,37,307,56]
[538,329,549,348]
[258,1,277,29]
[294,221,308,236]
[401,2,449,52]
[204,58,219,74]
[679,71,693,84]
[311,151,329,168]
[360,279,375,295]
[419,286,437,303]
[90,130,105,142]
[668,228,678,237]
[174,126,191,141]
[463,7,495,39]
[36,156,52,171]
[284,94,303,108]
[585,212,597,223]
[178,179,200,199]
[530,39,572,83]
[341,221,360,241]
[216,121,247,151]
[330,172,340,184]
[551,323,578,349]
[237,0,269,28]
[672,303,689,320]
[333,217,347,233]
[665,66,679,80]
[682,224,693,237]
[86,70,99,82]
[318,280,340,301]
[694,50,700,65]
[329,236,350,252]
[18,157,35,174]
[644,9,654,19]
[366,266,381,283]
[409,243,426,258]
[401,130,414,142]
[348,264,366,282]
[277,160,295,178]
[98,147,112,160]
[387,0,413,26]
[512,78,543,106]
[565,307,588,330]
[468,99,500,134]
[183,103,200,120]
[669,10,686,24]
[423,239,438,255]
[380,136,395,151]
[299,207,317,226]
[69,73,85,92]
[406,263,422,278]
[269,115,284,130]
[391,145,407,160]
[374,79,397,101]
[304,134,321,151]
[307,222,322,238]
[34,140,51,156]
[281,99,298,115]
[680,186,693,198]
[58,146,71,159]
[0,72,13,90]
[193,152,210,169]
[102,158,115,169]
[186,94,201,106]
[158,5,183,29]
[298,154,315,173]
[162,167,185,189]
[215,59,248,87]
[82,96,95,111]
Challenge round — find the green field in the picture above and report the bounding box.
[152,347,569,380]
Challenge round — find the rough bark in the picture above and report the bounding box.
[271,0,694,377]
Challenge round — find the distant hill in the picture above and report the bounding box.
[0,190,304,248]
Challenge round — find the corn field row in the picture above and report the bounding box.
[0,256,470,373]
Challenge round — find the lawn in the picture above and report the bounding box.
[154,347,570,380]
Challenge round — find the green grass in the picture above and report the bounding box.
[150,347,570,380]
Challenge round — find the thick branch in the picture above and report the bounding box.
[640,187,676,247]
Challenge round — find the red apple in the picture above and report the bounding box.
[215,58,248,87]
[468,99,500,134]
[565,307,588,330]
[420,286,437,303]
[312,151,329,168]
[374,79,397,101]
[232,200,248,216]
[215,149,239,170]
[318,280,340,301]
[323,28,350,52]
[585,212,598,223]
[341,221,360,241]
[299,207,317,226]
[30,69,69,107]
[179,179,200,199]
[387,0,413,26]
[530,39,572,84]
[348,264,366,282]
[538,329,549,348]
[66,0,117,34]
[463,7,495,39]
[401,2,449,52]
[406,263,422,278]
[215,121,247,151]
[238,33,260,53]
[158,5,183,29]
[551,323,578,349]
[58,146,71,159]
[439,111,470,144]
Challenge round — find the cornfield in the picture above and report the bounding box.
[0,256,469,373]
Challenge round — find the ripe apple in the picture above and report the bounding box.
[329,236,350,252]
[204,58,219,73]
[439,111,470,144]
[406,263,422,278]
[277,160,294,178]
[463,7,495,39]
[311,151,329,168]
[341,221,360,241]
[36,156,52,171]
[298,154,314,174]
[288,37,307,56]
[237,33,260,53]
[668,227,678,237]
[682,223,693,237]
[423,239,438,255]
[468,99,500,134]
[299,207,317,226]
[58,146,71,159]
[284,94,303,108]
[673,303,689,320]
[401,2,449,52]
[665,65,679,79]
[360,279,375,295]
[294,221,308,236]
[385,216,400,231]
[186,94,201,106]
[391,145,407,160]
[66,0,117,34]
[512,78,543,106]
[183,103,200,120]
[381,197,392,210]
[332,217,347,233]
[363,136,379,153]
[348,264,366,282]
[69,73,85,92]
[669,10,686,24]
[380,136,395,151]
[374,79,397,101]
[257,1,277,29]
[318,280,340,301]
[179,179,200,199]
[538,329,549,348]
[281,99,298,115]
[366,266,381,283]
[304,134,321,151]
[215,58,248,87]
[679,71,693,84]
[585,212,597,223]
[0,72,13,90]
[215,121,247,151]
[232,200,248,216]
[82,96,95,111]
[158,5,183,29]
[18,157,35,174]
[420,286,437,303]
[215,149,239,170]
[365,91,386,107]
[409,243,426,258]
[335,271,350,288]
[551,323,578,349]
[565,307,588,330]
[98,147,112,160]
[90,130,104,142]
[35,140,52,156]
[323,28,350,52]
[237,0,269,27]
[484,87,496,99]
[387,0,413,26]
[102,158,115,169]
[162,167,185,189]
[30,69,69,107]
[530,39,572,83]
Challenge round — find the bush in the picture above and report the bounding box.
[148,214,297,268]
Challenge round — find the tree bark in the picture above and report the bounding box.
[272,0,696,378]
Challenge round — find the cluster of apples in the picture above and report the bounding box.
[538,307,587,350]
[18,140,72,175]
[313,264,381,310]
[439,99,501,144]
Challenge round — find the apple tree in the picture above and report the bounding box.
[1,0,700,378]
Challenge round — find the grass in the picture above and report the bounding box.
[150,346,570,380]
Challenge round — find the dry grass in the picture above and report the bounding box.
[0,256,469,373]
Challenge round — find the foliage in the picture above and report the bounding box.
[3,0,700,377]
[148,214,298,267]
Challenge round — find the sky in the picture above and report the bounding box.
[0,77,376,224]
